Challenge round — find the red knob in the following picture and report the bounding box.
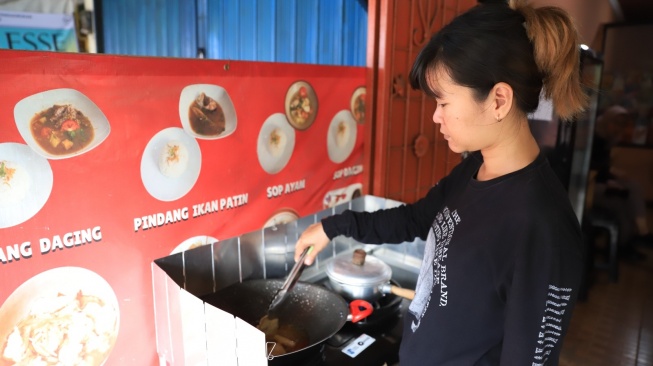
[350,300,373,323]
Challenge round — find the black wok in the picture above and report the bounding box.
[201,279,372,365]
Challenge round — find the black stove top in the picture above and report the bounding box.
[278,301,405,366]
[320,314,404,366]
[308,280,408,366]
[265,279,407,366]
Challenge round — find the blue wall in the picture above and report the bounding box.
[101,0,367,66]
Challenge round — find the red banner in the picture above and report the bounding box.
[0,50,365,365]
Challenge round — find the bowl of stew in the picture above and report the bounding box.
[178,84,237,140]
[13,89,111,160]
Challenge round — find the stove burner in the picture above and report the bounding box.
[320,279,404,333]
[315,278,407,365]
[351,285,403,333]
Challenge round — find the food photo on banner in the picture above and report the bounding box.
[0,49,366,365]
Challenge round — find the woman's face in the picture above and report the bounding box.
[427,67,499,153]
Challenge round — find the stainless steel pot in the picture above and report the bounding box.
[326,249,415,302]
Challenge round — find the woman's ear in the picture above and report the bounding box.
[490,82,514,121]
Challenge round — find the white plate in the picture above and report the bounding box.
[327,110,357,164]
[0,143,53,229]
[323,183,363,208]
[171,235,219,254]
[179,84,237,140]
[14,88,111,159]
[257,113,295,174]
[263,209,300,228]
[140,127,201,202]
[0,267,120,366]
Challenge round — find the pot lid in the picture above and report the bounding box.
[326,249,392,286]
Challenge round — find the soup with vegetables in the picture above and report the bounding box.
[288,86,313,127]
[29,104,94,156]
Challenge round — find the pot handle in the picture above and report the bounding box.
[349,299,373,323]
[390,285,415,300]
[380,283,416,300]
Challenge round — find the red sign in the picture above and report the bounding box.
[0,50,365,365]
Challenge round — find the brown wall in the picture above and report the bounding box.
[530,0,619,49]
[365,0,621,204]
[365,0,476,204]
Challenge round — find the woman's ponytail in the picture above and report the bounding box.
[509,0,588,120]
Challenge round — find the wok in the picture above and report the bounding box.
[201,279,372,365]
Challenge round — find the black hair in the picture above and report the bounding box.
[409,2,543,114]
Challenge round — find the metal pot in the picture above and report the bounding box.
[326,249,415,302]
[201,279,372,365]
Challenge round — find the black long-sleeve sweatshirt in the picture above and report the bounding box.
[322,152,583,365]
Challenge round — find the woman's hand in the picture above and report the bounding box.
[295,222,330,265]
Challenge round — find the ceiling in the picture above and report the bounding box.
[617,0,653,22]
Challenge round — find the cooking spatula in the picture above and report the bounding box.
[267,246,313,314]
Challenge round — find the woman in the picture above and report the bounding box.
[296,0,587,364]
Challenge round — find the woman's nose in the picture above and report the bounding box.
[432,108,442,124]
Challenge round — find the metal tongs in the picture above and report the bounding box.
[267,246,313,314]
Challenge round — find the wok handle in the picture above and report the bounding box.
[380,283,416,300]
[349,300,373,323]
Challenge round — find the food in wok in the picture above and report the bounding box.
[257,315,309,357]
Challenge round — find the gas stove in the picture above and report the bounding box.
[320,304,405,366]
[302,278,408,366]
[274,240,423,366]
[153,196,424,366]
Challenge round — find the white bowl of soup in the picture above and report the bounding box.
[14,89,111,160]
[179,84,237,140]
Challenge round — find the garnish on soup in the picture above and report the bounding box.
[0,161,16,186]
[268,128,287,158]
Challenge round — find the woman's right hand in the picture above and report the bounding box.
[294,222,330,266]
